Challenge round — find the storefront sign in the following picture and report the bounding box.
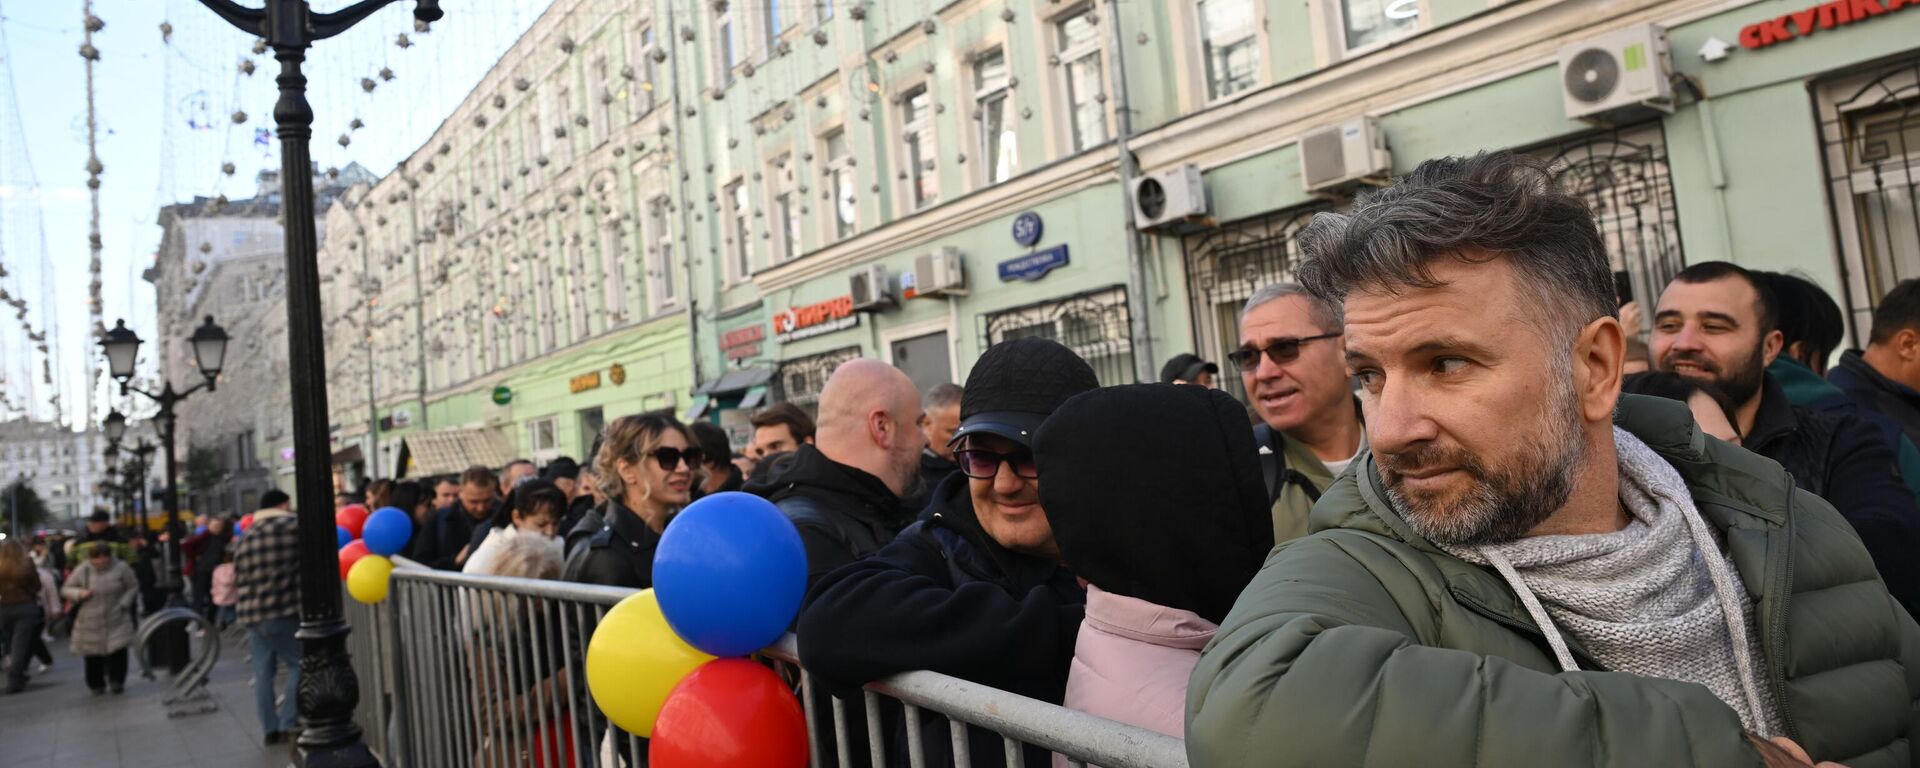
[491,385,513,405]
[609,363,626,386]
[722,325,766,361]
[773,296,860,342]
[1739,0,1916,49]
[1011,211,1044,247]
[998,245,1070,282]
[570,371,603,394]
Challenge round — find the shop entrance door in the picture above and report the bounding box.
[890,331,953,396]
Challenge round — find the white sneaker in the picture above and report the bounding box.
[30,661,47,675]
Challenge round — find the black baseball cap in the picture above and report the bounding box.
[542,456,581,481]
[950,338,1100,449]
[1159,353,1219,384]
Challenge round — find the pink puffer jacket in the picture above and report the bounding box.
[1059,584,1216,760]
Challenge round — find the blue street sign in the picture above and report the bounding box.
[998,245,1070,282]
[1011,211,1043,247]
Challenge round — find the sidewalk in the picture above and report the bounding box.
[0,631,289,768]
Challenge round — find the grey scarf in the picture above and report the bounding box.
[1445,427,1782,735]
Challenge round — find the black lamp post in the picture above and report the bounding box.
[99,316,228,599]
[103,444,122,526]
[190,3,442,765]
[130,441,158,535]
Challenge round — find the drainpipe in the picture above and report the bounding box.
[401,167,430,433]
[666,1,704,399]
[1103,0,1156,383]
[361,226,379,481]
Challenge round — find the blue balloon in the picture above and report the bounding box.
[195,525,208,535]
[337,525,353,549]
[361,506,413,557]
[653,492,807,658]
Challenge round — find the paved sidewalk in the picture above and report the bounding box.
[0,631,289,768]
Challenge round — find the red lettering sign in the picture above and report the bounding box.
[1740,0,1908,49]
[722,325,765,349]
[771,296,855,334]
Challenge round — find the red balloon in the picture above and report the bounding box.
[338,540,370,581]
[335,504,369,539]
[650,660,807,768]
[238,513,255,533]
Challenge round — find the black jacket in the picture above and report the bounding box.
[743,445,910,589]
[903,450,958,519]
[417,504,477,571]
[561,499,664,590]
[1747,374,1920,616]
[797,472,1085,768]
[1831,349,1920,452]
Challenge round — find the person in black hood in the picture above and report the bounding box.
[743,358,926,589]
[1037,384,1275,739]
[796,338,1097,768]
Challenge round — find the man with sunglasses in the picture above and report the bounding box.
[1234,283,1366,543]
[797,338,1095,768]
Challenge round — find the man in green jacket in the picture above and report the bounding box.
[1188,152,1920,767]
[1229,283,1365,543]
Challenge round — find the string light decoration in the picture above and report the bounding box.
[80,0,108,427]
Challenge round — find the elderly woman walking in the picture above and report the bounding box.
[61,542,139,695]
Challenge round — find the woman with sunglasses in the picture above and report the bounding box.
[562,412,703,589]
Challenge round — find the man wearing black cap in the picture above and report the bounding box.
[540,456,581,503]
[796,338,1096,768]
[1160,352,1220,387]
[76,510,122,547]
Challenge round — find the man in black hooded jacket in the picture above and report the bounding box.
[797,338,1097,768]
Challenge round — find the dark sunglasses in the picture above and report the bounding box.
[955,448,1039,480]
[1228,333,1342,369]
[650,447,706,471]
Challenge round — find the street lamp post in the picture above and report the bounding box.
[191,3,442,765]
[102,444,122,526]
[100,316,228,599]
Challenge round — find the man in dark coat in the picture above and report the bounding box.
[797,338,1098,768]
[414,465,499,571]
[1832,278,1920,458]
[1652,261,1920,615]
[744,359,925,590]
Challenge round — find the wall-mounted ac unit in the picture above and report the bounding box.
[850,264,894,311]
[1301,117,1392,193]
[1130,164,1209,230]
[912,247,966,297]
[1558,23,1674,122]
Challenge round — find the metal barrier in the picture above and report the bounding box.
[342,563,1188,768]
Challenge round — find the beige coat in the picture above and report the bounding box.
[61,558,138,656]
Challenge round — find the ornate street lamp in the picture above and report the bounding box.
[192,3,444,765]
[96,316,227,605]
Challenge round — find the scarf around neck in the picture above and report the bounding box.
[1444,427,1782,735]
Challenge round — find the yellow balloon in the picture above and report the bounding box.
[347,554,393,604]
[586,589,715,738]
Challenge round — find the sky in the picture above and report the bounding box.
[0,0,555,430]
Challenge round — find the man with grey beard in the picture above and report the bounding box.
[1185,152,1920,768]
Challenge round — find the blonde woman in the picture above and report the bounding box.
[561,412,701,589]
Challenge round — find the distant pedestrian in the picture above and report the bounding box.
[61,543,137,695]
[749,401,816,460]
[563,413,699,589]
[232,489,303,745]
[0,540,47,694]
[470,533,574,767]
[183,516,232,624]
[903,382,963,516]
[210,551,238,629]
[417,466,502,571]
[688,421,743,500]
[1158,352,1220,387]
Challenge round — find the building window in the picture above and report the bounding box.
[601,226,629,325]
[770,154,800,262]
[553,87,575,167]
[824,129,856,241]
[766,0,793,38]
[715,4,739,87]
[901,85,938,209]
[567,241,589,342]
[775,346,861,411]
[1529,125,1683,334]
[533,256,554,354]
[591,55,613,146]
[982,286,1135,387]
[523,110,543,187]
[633,25,659,119]
[1199,0,1259,100]
[725,179,753,281]
[1819,57,1920,340]
[528,417,559,454]
[815,0,834,23]
[1180,205,1330,402]
[1055,6,1109,153]
[974,48,1017,186]
[1340,0,1422,52]
[647,196,678,309]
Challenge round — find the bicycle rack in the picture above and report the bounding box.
[135,607,220,718]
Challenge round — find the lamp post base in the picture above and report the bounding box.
[294,618,377,768]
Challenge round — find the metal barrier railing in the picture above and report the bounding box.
[341,562,1188,768]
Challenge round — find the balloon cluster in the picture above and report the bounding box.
[585,492,809,768]
[337,504,413,604]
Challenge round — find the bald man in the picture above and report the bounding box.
[744,358,927,587]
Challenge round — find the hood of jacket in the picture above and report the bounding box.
[744,443,906,527]
[1035,384,1274,626]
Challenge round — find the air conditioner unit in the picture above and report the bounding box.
[1301,117,1392,193]
[912,247,966,297]
[1130,164,1209,230]
[1558,23,1674,122]
[849,264,893,311]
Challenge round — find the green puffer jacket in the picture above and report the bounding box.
[1187,395,1920,767]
